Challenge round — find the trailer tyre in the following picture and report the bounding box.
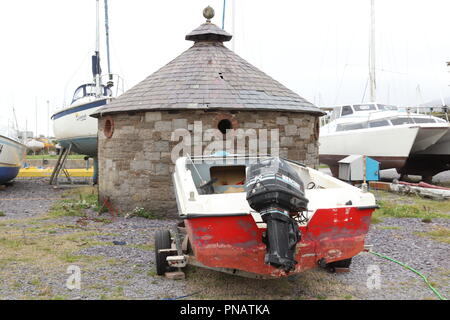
[327,258,352,272]
[155,229,172,276]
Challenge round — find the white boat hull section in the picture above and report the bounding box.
[411,126,449,153]
[0,135,27,182]
[52,98,109,156]
[173,156,375,223]
[53,105,102,141]
[319,125,419,158]
[416,127,450,155]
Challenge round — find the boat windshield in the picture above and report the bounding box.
[390,117,414,125]
[368,119,390,128]
[377,104,398,111]
[72,84,112,104]
[411,117,436,124]
[336,122,367,132]
[353,104,377,112]
[341,106,353,116]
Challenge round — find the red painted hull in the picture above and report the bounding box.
[185,207,374,277]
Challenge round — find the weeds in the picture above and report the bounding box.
[372,200,450,224]
[415,227,450,244]
[130,207,156,219]
[49,186,109,218]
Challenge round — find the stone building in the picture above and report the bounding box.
[92,7,324,216]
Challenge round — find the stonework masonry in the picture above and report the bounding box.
[98,110,319,216]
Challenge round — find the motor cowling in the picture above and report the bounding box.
[245,157,308,272]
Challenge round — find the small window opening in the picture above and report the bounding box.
[104,118,114,138]
[218,119,232,134]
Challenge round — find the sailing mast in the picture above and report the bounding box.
[369,0,376,102]
[104,0,113,88]
[93,0,102,97]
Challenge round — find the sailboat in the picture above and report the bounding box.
[51,0,123,170]
[0,118,27,184]
[318,0,450,181]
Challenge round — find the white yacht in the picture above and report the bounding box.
[52,0,123,158]
[318,0,450,181]
[0,126,27,183]
[319,103,450,180]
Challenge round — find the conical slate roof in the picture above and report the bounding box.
[92,9,324,117]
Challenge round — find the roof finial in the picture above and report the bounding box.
[203,6,215,22]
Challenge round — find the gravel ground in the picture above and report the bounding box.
[0,179,449,300]
[0,179,64,219]
[335,216,450,300]
[0,179,185,300]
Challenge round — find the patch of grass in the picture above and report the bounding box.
[415,227,450,244]
[371,212,384,224]
[131,244,154,251]
[373,200,450,223]
[0,211,5,217]
[378,226,401,230]
[147,269,157,277]
[49,186,110,218]
[131,207,157,219]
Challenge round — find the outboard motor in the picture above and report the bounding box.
[245,157,308,272]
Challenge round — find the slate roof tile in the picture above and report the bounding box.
[92,18,324,118]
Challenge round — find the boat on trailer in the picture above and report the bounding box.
[154,155,378,278]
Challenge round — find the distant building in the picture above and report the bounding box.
[18,131,34,139]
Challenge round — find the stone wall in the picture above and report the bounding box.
[97,110,320,216]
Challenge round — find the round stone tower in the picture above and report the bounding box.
[92,7,325,216]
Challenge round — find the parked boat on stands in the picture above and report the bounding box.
[0,126,27,184]
[25,139,45,154]
[319,103,450,180]
[154,154,378,278]
[51,0,123,183]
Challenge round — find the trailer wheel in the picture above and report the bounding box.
[155,229,172,276]
[327,258,352,272]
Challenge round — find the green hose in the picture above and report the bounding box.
[368,251,447,300]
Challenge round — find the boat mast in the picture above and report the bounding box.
[93,0,102,97]
[369,0,376,102]
[222,0,226,29]
[104,0,113,88]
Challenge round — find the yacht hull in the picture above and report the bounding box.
[415,129,450,155]
[411,126,448,153]
[0,135,27,183]
[319,125,419,175]
[52,99,107,157]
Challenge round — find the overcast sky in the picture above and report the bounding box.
[1,0,449,136]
